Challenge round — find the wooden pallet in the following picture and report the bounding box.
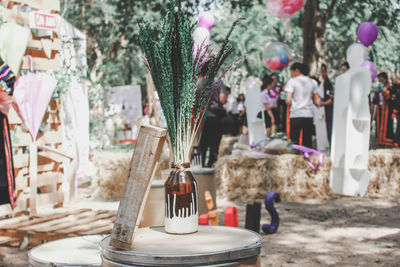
[0,209,116,247]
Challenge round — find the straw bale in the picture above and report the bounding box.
[367,148,400,197]
[218,136,239,158]
[90,152,132,200]
[216,148,400,201]
[89,151,170,201]
[215,153,332,202]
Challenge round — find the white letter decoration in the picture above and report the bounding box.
[330,44,371,196]
[245,83,266,146]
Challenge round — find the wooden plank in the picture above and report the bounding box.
[110,125,167,250]
[13,154,29,169]
[27,37,61,50]
[0,236,19,246]
[38,151,65,165]
[18,210,105,232]
[37,172,63,187]
[37,145,73,161]
[0,204,12,218]
[25,48,58,59]
[13,156,56,173]
[21,55,61,71]
[0,209,90,230]
[56,213,116,234]
[81,224,114,235]
[36,191,63,206]
[11,0,61,11]
[15,174,28,190]
[13,195,29,213]
[7,107,23,125]
[37,128,63,145]
[29,143,38,216]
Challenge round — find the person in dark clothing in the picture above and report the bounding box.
[376,72,395,146]
[392,79,400,146]
[320,64,334,144]
[0,57,16,207]
[199,79,227,167]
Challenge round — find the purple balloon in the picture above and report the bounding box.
[362,60,377,82]
[357,22,378,46]
[198,12,215,30]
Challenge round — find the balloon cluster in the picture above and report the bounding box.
[356,22,379,82]
[263,42,292,71]
[267,0,304,19]
[193,12,215,45]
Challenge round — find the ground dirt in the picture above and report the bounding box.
[0,191,399,266]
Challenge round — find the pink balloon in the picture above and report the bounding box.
[361,60,377,82]
[198,12,215,30]
[289,0,303,11]
[13,71,57,141]
[267,0,304,18]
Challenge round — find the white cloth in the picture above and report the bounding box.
[285,76,318,118]
[225,93,238,114]
[237,101,245,113]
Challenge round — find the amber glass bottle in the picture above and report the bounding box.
[164,162,198,234]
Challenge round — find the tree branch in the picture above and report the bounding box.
[323,0,337,24]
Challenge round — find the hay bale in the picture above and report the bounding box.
[215,153,332,202]
[216,148,400,201]
[89,150,170,201]
[90,152,132,200]
[218,136,239,158]
[367,149,400,197]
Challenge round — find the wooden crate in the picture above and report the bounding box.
[0,99,72,219]
[1,0,61,71]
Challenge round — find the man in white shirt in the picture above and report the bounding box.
[285,62,322,147]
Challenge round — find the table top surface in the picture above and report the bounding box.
[29,235,104,265]
[102,226,262,266]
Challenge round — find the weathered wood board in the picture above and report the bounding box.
[110,125,167,250]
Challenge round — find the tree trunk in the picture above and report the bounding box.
[303,0,324,76]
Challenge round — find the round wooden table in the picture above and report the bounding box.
[101,226,262,266]
[29,235,105,266]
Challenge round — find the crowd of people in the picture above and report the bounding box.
[198,61,400,167]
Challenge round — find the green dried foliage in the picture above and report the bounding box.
[138,0,241,163]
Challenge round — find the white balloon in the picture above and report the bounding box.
[193,27,210,45]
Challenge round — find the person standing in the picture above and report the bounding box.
[375,72,395,146]
[340,61,350,74]
[223,87,239,136]
[285,62,321,147]
[237,93,247,134]
[320,64,334,144]
[0,57,16,207]
[199,75,227,167]
[261,75,279,137]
